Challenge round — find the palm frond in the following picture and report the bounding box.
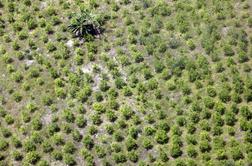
[68,9,102,38]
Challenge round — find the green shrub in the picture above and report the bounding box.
[133,52,144,63]
[32,118,42,130]
[200,120,211,131]
[11,136,22,148]
[159,148,169,162]
[27,19,38,30]
[82,136,94,150]
[143,138,153,150]
[144,126,156,136]
[224,45,235,56]
[125,137,138,151]
[52,150,63,160]
[204,97,215,109]
[231,147,244,160]
[128,127,139,139]
[95,146,106,158]
[52,134,65,146]
[170,144,182,158]
[113,153,127,164]
[151,2,171,16]
[24,140,36,152]
[0,139,8,151]
[120,106,134,119]
[63,154,76,166]
[240,106,252,120]
[99,80,110,92]
[12,41,20,50]
[215,149,227,160]
[42,95,53,106]
[157,121,170,132]
[42,141,53,153]
[168,36,181,49]
[13,92,22,102]
[176,116,187,126]
[123,86,133,96]
[55,87,66,98]
[94,91,103,102]
[93,102,106,114]
[128,151,139,163]
[72,129,82,142]
[63,109,75,123]
[213,126,223,136]
[171,126,182,136]
[244,131,252,143]
[24,151,40,164]
[4,114,14,125]
[187,39,196,50]
[214,102,226,115]
[91,114,102,125]
[37,160,49,166]
[143,68,153,80]
[155,130,169,144]
[12,150,23,161]
[113,131,124,142]
[244,89,252,102]
[106,110,117,122]
[76,116,87,128]
[238,51,249,63]
[187,146,198,158]
[30,132,43,144]
[225,112,236,126]
[77,85,92,102]
[47,42,57,52]
[11,72,23,83]
[199,141,211,153]
[218,90,231,103]
[63,142,76,154]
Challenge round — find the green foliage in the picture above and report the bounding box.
[120,106,134,119]
[0,1,251,165]
[93,102,106,114]
[0,139,8,151]
[82,136,94,150]
[12,150,23,161]
[223,45,235,56]
[113,153,127,164]
[143,138,153,150]
[170,144,182,158]
[155,130,169,144]
[24,151,40,164]
[125,137,138,151]
[62,111,75,124]
[68,8,101,38]
[63,154,76,166]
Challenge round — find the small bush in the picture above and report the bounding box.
[143,138,153,150]
[125,137,138,151]
[155,130,169,144]
[187,146,198,158]
[113,153,127,164]
[24,151,40,164]
[170,144,182,158]
[12,150,23,161]
[82,136,94,150]
[63,154,76,166]
[93,102,106,114]
[224,45,235,56]
[0,139,8,151]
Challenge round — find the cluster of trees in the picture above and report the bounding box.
[0,0,251,165]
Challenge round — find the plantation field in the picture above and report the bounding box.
[0,0,252,165]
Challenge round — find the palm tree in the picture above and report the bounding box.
[68,9,101,38]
